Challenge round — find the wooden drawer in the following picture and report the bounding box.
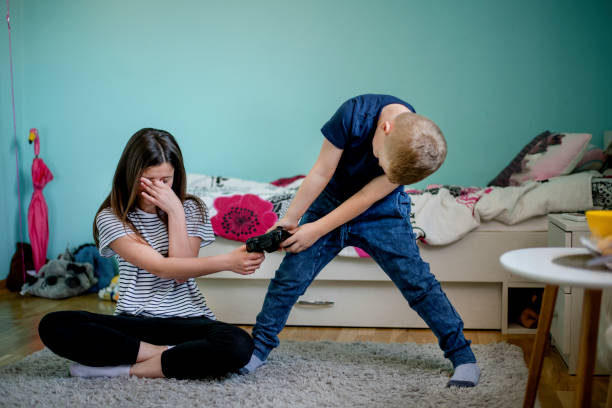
[197,278,502,329]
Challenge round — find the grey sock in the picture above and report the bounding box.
[447,363,480,387]
[70,364,131,378]
[237,354,265,374]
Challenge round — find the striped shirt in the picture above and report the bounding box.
[96,199,216,319]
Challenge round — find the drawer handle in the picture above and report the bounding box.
[296,300,335,306]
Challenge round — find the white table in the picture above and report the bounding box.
[500,247,612,408]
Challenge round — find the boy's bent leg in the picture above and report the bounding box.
[369,247,476,367]
[363,238,480,386]
[348,193,476,369]
[250,231,342,364]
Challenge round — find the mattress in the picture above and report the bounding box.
[476,216,548,232]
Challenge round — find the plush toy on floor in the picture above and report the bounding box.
[72,243,118,293]
[98,275,120,302]
[20,249,97,299]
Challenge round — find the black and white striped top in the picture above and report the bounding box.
[96,199,216,319]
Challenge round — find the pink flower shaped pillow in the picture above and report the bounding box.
[211,194,278,242]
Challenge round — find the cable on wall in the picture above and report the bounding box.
[6,0,26,283]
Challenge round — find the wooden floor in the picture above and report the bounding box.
[0,288,609,407]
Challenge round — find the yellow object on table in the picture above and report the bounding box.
[586,210,612,255]
[586,210,612,237]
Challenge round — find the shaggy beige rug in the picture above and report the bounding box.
[0,341,531,407]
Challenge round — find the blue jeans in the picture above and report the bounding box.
[252,190,476,367]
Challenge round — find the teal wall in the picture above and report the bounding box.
[2,0,612,278]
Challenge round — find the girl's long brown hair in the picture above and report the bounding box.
[93,128,207,247]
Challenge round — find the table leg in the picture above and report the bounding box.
[574,289,602,408]
[523,284,558,408]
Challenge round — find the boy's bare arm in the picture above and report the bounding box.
[315,175,400,233]
[280,139,343,227]
[281,175,399,253]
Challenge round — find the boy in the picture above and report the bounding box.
[241,94,480,387]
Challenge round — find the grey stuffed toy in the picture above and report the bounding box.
[20,249,98,299]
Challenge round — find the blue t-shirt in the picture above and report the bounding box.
[321,94,416,201]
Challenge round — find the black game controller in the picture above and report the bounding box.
[246,227,292,253]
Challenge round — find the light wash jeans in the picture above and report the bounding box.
[252,189,476,367]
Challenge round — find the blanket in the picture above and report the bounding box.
[408,171,597,245]
[187,171,599,256]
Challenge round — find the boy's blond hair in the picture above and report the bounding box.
[383,112,447,185]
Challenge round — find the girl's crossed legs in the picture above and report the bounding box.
[38,310,253,379]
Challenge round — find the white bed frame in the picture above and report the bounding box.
[197,217,548,333]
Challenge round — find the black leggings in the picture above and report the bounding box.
[38,311,253,379]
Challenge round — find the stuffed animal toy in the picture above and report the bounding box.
[98,275,120,302]
[20,249,98,299]
[72,243,118,293]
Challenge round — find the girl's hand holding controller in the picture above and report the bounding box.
[227,245,265,275]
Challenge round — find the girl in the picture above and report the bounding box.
[38,128,264,379]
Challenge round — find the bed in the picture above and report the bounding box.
[188,170,610,333]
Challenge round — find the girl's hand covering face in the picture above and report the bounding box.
[140,177,183,215]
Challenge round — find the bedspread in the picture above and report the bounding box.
[187,171,601,255]
[409,171,598,245]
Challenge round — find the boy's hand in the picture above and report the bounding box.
[140,178,183,216]
[228,245,265,275]
[280,222,321,253]
[267,217,299,233]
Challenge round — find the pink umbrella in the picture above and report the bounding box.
[28,128,53,273]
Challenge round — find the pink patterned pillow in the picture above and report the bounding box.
[211,194,278,242]
[507,133,592,185]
